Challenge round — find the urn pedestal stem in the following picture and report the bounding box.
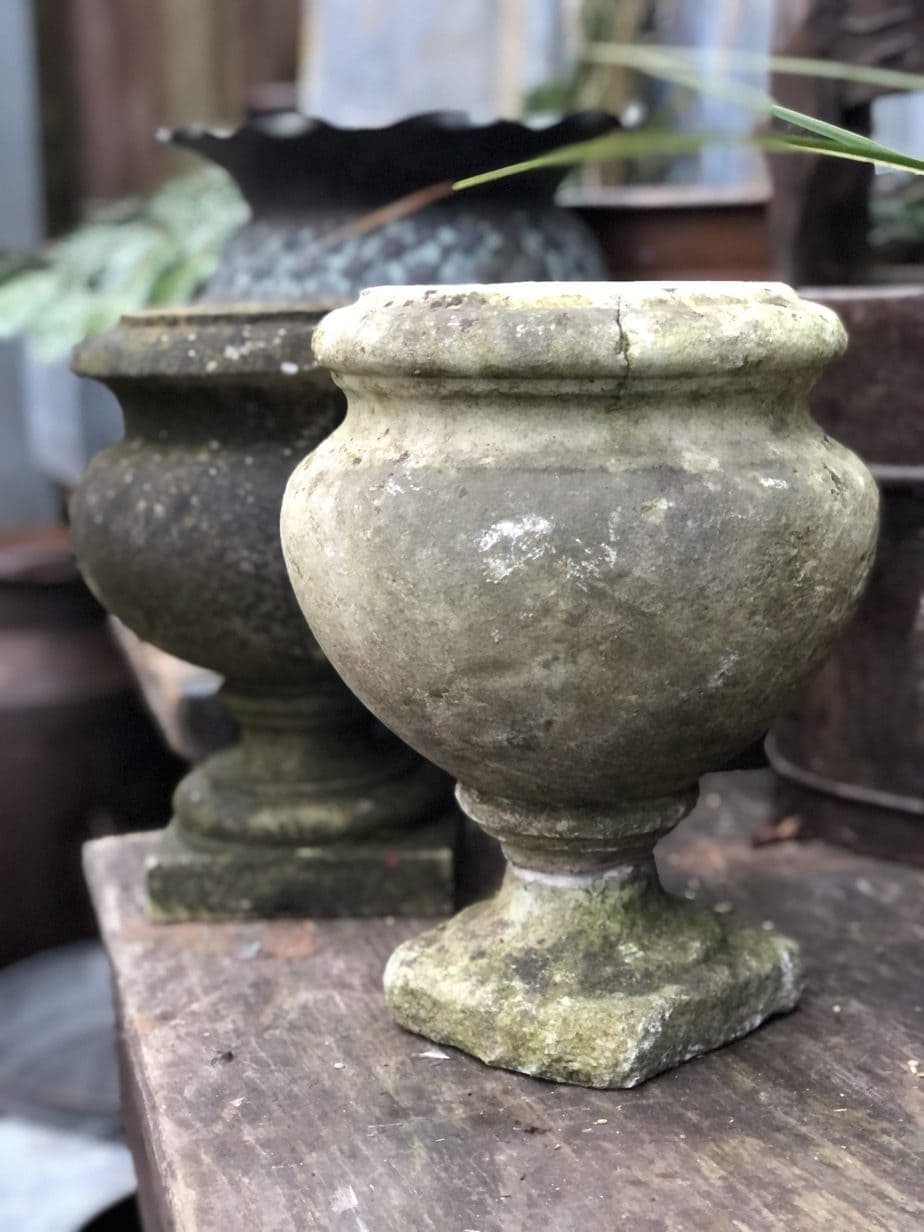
[173,681,446,847]
[283,281,879,1086]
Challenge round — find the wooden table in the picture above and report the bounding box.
[84,775,924,1231]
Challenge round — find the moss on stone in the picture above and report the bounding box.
[146,816,458,921]
[384,867,802,1088]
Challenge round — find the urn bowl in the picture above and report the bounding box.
[70,306,337,689]
[283,282,879,857]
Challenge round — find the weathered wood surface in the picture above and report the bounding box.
[38,0,301,205]
[85,775,924,1232]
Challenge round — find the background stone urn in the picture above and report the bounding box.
[70,306,453,920]
[282,282,879,1087]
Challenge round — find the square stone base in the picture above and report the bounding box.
[145,816,459,922]
[384,871,803,1088]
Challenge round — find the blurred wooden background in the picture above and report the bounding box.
[35,0,302,226]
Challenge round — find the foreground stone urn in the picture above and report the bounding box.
[281,282,879,1087]
[70,306,453,920]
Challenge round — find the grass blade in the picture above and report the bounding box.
[454,129,738,190]
[452,43,924,186]
[585,43,924,97]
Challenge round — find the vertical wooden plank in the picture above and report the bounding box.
[159,0,299,129]
[159,0,226,128]
[66,0,166,199]
[33,0,81,231]
[34,0,302,209]
[769,0,924,282]
[237,0,301,105]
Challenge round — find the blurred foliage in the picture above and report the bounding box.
[0,168,247,361]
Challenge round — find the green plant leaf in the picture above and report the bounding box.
[454,45,924,191]
[454,129,740,189]
[578,45,924,172]
[585,43,924,97]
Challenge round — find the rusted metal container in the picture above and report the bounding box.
[569,184,774,282]
[770,287,924,863]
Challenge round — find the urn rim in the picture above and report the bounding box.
[72,302,344,382]
[312,280,847,384]
[161,110,620,211]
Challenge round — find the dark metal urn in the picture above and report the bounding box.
[70,307,454,920]
[167,111,616,302]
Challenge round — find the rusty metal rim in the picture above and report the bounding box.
[766,732,924,817]
[870,463,924,487]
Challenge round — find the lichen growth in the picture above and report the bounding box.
[385,868,803,1088]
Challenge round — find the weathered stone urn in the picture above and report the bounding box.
[70,306,453,920]
[281,282,879,1087]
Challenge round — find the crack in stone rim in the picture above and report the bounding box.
[311,281,847,382]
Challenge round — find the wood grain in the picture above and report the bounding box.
[38,0,302,205]
[85,774,924,1231]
